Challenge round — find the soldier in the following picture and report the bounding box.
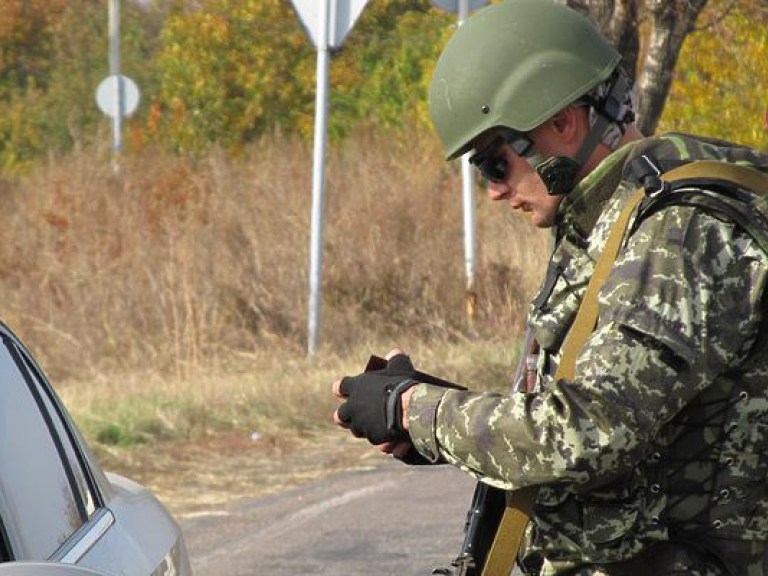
[332,0,768,574]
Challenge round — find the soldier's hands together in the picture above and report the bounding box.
[332,349,465,464]
[333,349,417,445]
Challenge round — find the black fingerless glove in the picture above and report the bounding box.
[337,354,465,446]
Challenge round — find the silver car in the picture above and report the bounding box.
[0,322,191,575]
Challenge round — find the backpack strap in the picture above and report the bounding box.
[481,161,768,576]
[630,159,768,255]
[636,158,768,199]
[630,159,768,368]
[560,159,768,377]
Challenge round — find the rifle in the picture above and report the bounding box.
[434,482,507,575]
[433,330,539,576]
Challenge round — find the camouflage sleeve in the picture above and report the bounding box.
[408,205,768,490]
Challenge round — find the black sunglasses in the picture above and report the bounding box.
[469,131,534,183]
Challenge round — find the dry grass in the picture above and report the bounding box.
[0,127,550,451]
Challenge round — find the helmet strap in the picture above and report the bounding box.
[535,113,610,196]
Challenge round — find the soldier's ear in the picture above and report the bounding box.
[549,107,581,143]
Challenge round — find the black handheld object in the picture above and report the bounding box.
[364,355,467,390]
[337,354,465,456]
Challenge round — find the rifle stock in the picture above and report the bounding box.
[447,482,506,575]
[436,332,540,576]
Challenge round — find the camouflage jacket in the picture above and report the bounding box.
[407,133,768,575]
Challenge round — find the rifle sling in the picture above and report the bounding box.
[479,161,768,576]
[481,485,539,576]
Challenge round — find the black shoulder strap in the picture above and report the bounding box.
[627,158,768,255]
[628,158,768,366]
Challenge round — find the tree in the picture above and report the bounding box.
[564,0,711,136]
[333,0,452,135]
[660,0,768,149]
[0,0,68,95]
[152,0,316,151]
[44,0,162,151]
[151,0,449,149]
[154,0,745,150]
[0,0,67,172]
[0,0,162,173]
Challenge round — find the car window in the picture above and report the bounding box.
[0,335,87,559]
[16,349,98,519]
[0,523,9,563]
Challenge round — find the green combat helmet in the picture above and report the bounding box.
[428,0,631,194]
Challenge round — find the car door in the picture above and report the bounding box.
[0,324,109,565]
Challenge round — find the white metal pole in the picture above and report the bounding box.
[108,0,123,173]
[308,0,332,355]
[458,0,476,317]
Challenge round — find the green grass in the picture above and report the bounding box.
[60,336,526,450]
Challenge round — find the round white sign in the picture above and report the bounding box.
[95,75,141,118]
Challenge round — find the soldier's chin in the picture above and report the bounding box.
[530,210,554,228]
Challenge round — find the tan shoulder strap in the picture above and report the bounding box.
[555,185,645,380]
[480,160,768,576]
[663,160,768,196]
[481,486,539,575]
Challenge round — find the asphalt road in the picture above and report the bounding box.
[181,458,481,575]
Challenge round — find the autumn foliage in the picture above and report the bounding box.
[659,1,768,150]
[0,0,765,173]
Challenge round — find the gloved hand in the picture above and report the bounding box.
[336,353,465,446]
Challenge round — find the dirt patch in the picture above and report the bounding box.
[96,430,383,519]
